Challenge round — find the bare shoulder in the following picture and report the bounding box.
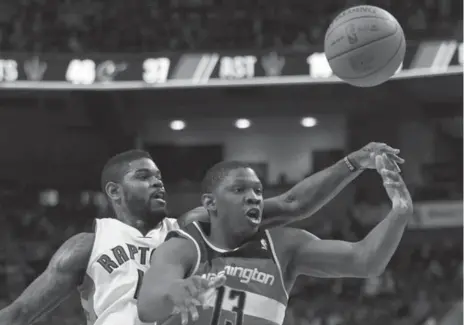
[177,207,209,227]
[49,232,94,273]
[151,235,196,266]
[148,235,198,280]
[268,227,319,249]
[267,228,319,274]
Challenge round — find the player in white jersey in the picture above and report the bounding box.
[0,143,403,325]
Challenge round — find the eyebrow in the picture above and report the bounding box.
[230,179,262,187]
[133,168,161,176]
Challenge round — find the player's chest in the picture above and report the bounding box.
[93,236,163,275]
[198,255,280,290]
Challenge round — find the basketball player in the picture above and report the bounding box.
[137,154,412,325]
[0,143,402,325]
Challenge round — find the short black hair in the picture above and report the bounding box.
[100,149,152,194]
[201,161,252,193]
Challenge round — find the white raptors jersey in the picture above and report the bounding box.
[79,218,179,325]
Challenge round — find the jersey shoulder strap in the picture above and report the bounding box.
[165,222,205,276]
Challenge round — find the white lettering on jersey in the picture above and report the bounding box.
[202,265,275,286]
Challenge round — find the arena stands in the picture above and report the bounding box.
[0,0,461,52]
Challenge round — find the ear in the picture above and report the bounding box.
[201,193,216,213]
[105,182,121,201]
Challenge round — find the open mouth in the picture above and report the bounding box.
[151,192,166,205]
[245,208,261,225]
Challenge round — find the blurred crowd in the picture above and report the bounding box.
[285,230,462,325]
[287,190,462,324]
[0,0,461,52]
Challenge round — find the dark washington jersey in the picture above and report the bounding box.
[164,222,289,325]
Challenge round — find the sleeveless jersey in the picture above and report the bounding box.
[166,222,289,325]
[79,218,179,325]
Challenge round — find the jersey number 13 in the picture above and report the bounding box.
[211,287,247,325]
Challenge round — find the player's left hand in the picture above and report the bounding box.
[348,142,404,172]
[376,154,413,215]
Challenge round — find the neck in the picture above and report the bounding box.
[113,207,156,235]
[208,220,250,250]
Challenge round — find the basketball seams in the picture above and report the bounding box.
[325,15,395,41]
[326,17,398,60]
[336,33,404,81]
[326,21,398,61]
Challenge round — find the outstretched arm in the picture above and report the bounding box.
[178,143,403,228]
[285,154,412,278]
[137,237,196,323]
[0,233,94,325]
[285,207,409,278]
[260,158,362,228]
[260,143,403,228]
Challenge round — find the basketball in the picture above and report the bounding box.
[324,5,406,87]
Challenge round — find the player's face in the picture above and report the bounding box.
[214,168,263,234]
[120,158,167,222]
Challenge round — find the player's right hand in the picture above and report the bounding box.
[167,275,226,325]
[376,154,413,215]
[348,142,404,172]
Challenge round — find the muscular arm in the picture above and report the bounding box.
[137,237,195,323]
[0,233,94,325]
[278,206,410,279]
[178,159,361,228]
[261,159,361,227]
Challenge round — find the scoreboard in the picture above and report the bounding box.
[0,40,461,89]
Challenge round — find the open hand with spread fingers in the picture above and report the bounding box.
[169,275,226,325]
[376,153,413,215]
[348,142,405,172]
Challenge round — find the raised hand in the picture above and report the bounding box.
[169,275,226,325]
[348,142,405,172]
[376,154,413,215]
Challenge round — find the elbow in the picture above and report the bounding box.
[283,197,309,220]
[364,263,386,278]
[354,245,387,278]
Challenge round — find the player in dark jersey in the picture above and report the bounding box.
[137,154,412,325]
[0,143,402,325]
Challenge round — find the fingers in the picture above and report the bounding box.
[173,306,189,325]
[191,276,218,292]
[379,166,405,184]
[383,180,403,188]
[191,275,226,292]
[371,143,404,172]
[380,169,399,180]
[173,301,200,324]
[207,275,227,289]
[381,153,397,170]
[378,144,400,155]
[385,154,403,173]
[386,153,405,164]
[188,304,199,322]
[185,282,202,304]
[377,153,401,173]
[377,155,405,186]
[375,154,386,173]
